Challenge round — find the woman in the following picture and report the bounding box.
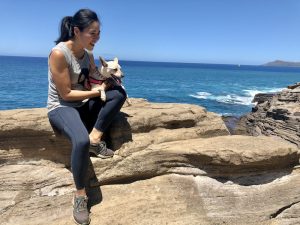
[47,9,126,225]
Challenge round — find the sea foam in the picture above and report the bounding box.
[190,87,283,106]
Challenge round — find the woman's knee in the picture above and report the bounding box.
[73,136,90,152]
[114,89,127,103]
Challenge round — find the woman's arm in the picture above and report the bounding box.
[49,49,101,101]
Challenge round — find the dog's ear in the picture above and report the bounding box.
[99,57,108,67]
[114,57,119,64]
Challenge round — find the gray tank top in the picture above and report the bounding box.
[47,42,90,112]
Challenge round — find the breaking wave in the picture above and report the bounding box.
[190,88,283,105]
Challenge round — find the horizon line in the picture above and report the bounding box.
[3,54,297,67]
[0,54,263,66]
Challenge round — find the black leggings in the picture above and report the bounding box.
[48,86,126,190]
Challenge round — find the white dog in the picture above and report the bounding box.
[89,57,130,105]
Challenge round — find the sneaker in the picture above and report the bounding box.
[73,195,90,225]
[89,141,114,159]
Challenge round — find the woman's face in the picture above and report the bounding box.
[77,21,100,51]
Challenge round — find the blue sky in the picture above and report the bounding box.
[0,0,299,65]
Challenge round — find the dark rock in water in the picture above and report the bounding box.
[252,93,276,104]
[288,82,300,89]
[235,82,300,147]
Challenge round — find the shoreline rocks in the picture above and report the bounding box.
[235,83,300,147]
[1,98,299,225]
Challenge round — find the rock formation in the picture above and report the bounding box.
[235,83,300,147]
[0,98,299,225]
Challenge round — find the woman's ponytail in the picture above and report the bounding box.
[55,16,73,45]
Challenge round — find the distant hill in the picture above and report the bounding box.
[263,60,300,67]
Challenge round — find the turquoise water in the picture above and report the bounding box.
[0,55,299,116]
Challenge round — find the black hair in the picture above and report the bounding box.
[55,9,100,44]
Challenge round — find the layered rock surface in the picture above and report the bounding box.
[235,84,300,147]
[0,98,299,225]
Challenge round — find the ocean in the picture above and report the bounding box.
[0,55,299,116]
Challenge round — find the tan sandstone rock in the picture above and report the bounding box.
[92,135,298,185]
[0,98,299,225]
